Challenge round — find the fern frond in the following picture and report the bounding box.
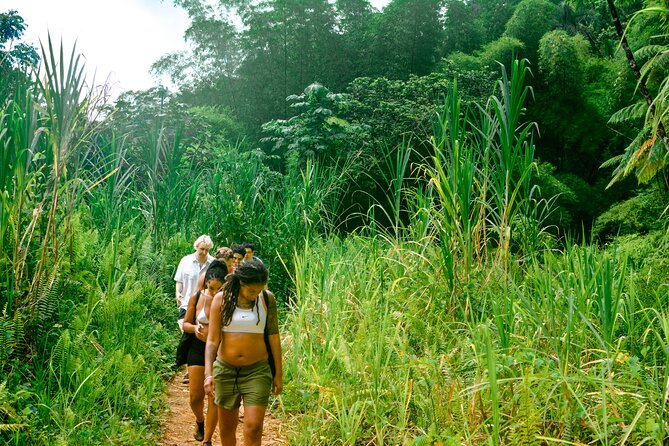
[640,50,669,80]
[634,44,666,62]
[621,136,655,180]
[506,373,542,446]
[608,101,647,125]
[12,310,26,357]
[0,313,14,365]
[0,423,26,433]
[36,268,61,322]
[49,329,71,378]
[600,153,625,169]
[637,159,665,183]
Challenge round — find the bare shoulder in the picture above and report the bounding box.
[263,290,277,305]
[212,291,224,307]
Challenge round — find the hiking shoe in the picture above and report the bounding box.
[182,371,189,384]
[194,421,204,441]
[202,442,212,446]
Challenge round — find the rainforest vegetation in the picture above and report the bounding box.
[1,0,668,443]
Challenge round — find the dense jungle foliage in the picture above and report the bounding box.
[1,0,668,444]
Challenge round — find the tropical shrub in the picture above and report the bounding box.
[593,187,668,240]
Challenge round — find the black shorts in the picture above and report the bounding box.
[178,307,187,320]
[187,338,206,366]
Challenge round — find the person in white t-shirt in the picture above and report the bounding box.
[175,235,215,331]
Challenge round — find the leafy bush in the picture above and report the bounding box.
[593,187,668,240]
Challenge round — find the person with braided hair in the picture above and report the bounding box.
[203,258,283,446]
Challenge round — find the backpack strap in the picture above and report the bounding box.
[261,290,269,325]
[261,290,276,377]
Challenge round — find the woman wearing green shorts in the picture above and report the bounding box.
[204,259,283,446]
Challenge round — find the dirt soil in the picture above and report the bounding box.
[159,371,288,445]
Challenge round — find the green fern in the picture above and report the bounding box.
[600,153,625,169]
[639,47,669,80]
[563,412,573,441]
[0,311,14,366]
[634,44,666,62]
[11,310,25,358]
[35,267,61,323]
[49,329,71,379]
[506,373,542,446]
[608,101,647,125]
[0,381,28,433]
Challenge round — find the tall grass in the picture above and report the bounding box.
[278,60,668,445]
[0,39,179,444]
[280,232,667,444]
[1,33,356,443]
[426,59,538,288]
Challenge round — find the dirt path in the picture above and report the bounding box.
[160,371,288,445]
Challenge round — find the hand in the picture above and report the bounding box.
[204,375,215,397]
[195,324,208,341]
[271,375,283,395]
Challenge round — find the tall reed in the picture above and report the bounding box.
[426,59,538,285]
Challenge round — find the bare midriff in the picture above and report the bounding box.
[217,332,267,366]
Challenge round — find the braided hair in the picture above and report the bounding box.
[220,258,268,327]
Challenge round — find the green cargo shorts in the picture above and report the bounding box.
[213,358,272,409]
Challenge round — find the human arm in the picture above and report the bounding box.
[175,282,184,308]
[196,271,205,292]
[204,291,223,397]
[182,291,199,335]
[265,291,283,395]
[174,258,185,307]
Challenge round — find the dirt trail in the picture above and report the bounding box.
[160,371,287,445]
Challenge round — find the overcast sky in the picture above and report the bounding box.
[3,0,389,99]
[2,0,190,96]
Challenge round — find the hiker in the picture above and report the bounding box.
[174,235,215,332]
[242,242,255,261]
[196,247,234,292]
[242,241,264,265]
[230,244,246,271]
[182,260,228,445]
[216,246,234,272]
[203,258,283,446]
[175,235,215,384]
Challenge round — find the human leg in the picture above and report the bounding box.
[218,406,239,446]
[203,392,218,443]
[235,361,272,446]
[188,365,205,421]
[241,405,266,446]
[188,365,205,440]
[214,358,243,445]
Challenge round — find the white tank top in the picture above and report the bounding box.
[222,296,266,334]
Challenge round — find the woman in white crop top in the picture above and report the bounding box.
[204,258,283,446]
[183,260,227,445]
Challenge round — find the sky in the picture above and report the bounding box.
[2,0,191,96]
[2,0,389,99]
